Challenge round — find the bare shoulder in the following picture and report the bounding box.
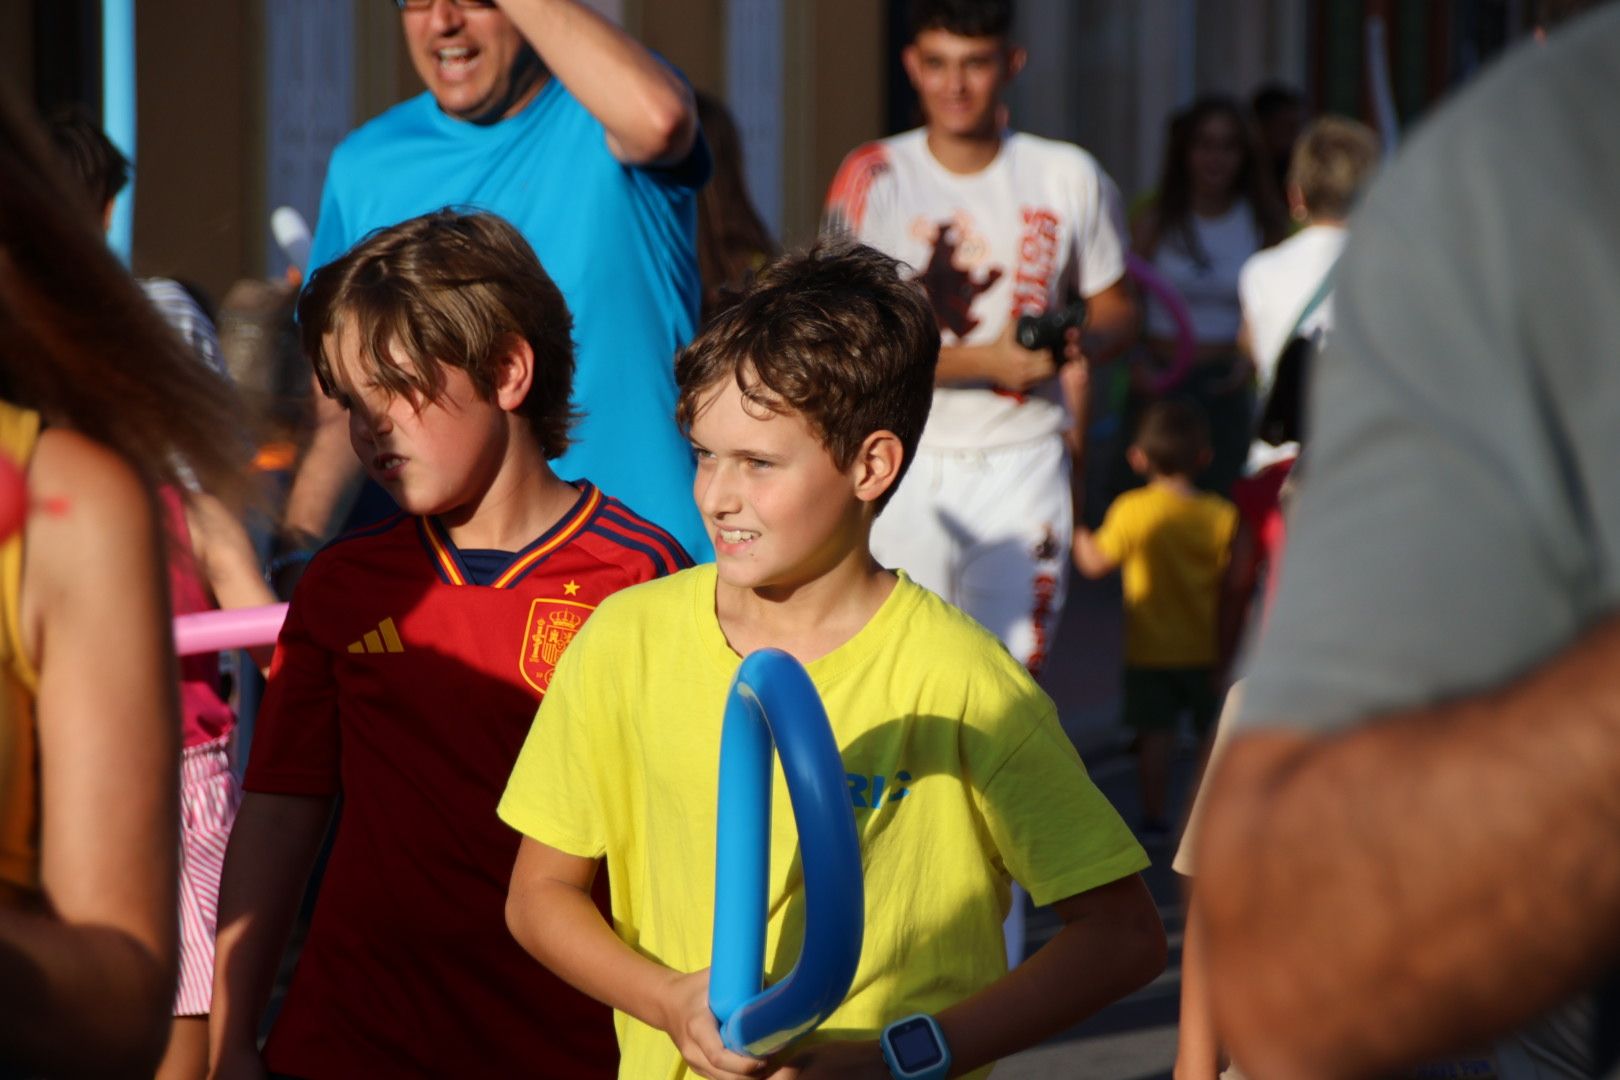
[20,429,159,652]
[29,427,151,531]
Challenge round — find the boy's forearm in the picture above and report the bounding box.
[937,875,1166,1075]
[209,793,333,1058]
[1071,528,1114,579]
[508,876,677,1029]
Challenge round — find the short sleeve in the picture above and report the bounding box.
[497,615,613,858]
[1236,78,1602,735]
[822,143,897,249]
[973,691,1148,907]
[1076,166,1128,298]
[242,585,340,795]
[1091,495,1136,566]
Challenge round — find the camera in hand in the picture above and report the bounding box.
[1015,299,1088,354]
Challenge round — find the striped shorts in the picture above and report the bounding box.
[175,733,241,1017]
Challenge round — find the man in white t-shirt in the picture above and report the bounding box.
[823,0,1135,680]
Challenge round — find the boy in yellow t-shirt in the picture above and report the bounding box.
[1072,401,1238,842]
[499,241,1163,1080]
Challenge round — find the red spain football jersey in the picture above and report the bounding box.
[245,482,690,1078]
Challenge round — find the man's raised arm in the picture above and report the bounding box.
[499,0,696,166]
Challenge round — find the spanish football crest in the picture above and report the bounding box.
[520,598,594,695]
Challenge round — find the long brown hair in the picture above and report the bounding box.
[0,86,251,505]
[1143,95,1287,263]
[695,92,777,323]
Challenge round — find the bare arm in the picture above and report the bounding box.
[1173,896,1223,1080]
[507,837,766,1080]
[937,874,1165,1074]
[209,792,334,1077]
[938,279,1136,392]
[768,875,1165,1079]
[0,430,178,1074]
[187,492,278,671]
[1197,614,1620,1078]
[499,0,696,166]
[1070,526,1116,580]
[1080,278,1138,365]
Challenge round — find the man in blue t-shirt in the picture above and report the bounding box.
[281,0,711,560]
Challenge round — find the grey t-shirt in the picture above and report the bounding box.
[1235,9,1620,1078]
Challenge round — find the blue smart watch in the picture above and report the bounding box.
[880,1013,951,1080]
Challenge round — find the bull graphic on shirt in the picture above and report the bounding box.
[914,221,1001,340]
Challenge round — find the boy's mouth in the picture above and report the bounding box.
[717,528,759,545]
[373,453,406,477]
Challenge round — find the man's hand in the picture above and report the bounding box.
[655,968,767,1080]
[766,1039,888,1078]
[983,322,1058,392]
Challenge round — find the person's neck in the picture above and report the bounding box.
[441,435,577,551]
[924,125,1003,175]
[1306,215,1347,230]
[715,545,896,665]
[1149,473,1198,496]
[1191,190,1238,218]
[460,56,549,126]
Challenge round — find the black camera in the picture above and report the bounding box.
[1015,299,1088,354]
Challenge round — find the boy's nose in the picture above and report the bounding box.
[350,402,393,443]
[696,464,740,518]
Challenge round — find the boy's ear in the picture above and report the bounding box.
[1004,45,1028,81]
[491,334,535,413]
[900,45,923,89]
[1126,445,1150,476]
[851,429,904,506]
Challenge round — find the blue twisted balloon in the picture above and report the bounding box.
[708,649,864,1056]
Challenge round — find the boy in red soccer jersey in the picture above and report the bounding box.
[208,210,689,1079]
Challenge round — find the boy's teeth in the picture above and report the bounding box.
[720,529,757,543]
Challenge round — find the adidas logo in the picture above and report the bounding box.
[347,617,405,654]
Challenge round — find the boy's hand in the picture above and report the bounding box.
[656,968,768,1080]
[766,1039,888,1078]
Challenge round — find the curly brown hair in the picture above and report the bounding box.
[675,239,938,512]
[297,209,578,460]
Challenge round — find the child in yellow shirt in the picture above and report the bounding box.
[1073,401,1238,841]
[500,241,1165,1079]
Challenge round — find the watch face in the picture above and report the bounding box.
[889,1017,944,1070]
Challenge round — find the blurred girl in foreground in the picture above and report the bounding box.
[0,86,249,1075]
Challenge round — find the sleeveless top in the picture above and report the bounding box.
[0,401,42,900]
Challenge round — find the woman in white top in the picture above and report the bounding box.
[1134,97,1287,495]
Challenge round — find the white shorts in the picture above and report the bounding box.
[872,434,1072,674]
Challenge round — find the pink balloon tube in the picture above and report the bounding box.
[173,603,289,657]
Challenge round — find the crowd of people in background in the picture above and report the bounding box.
[2,0,1618,1077]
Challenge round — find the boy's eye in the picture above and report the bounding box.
[746,458,773,470]
[691,446,714,462]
